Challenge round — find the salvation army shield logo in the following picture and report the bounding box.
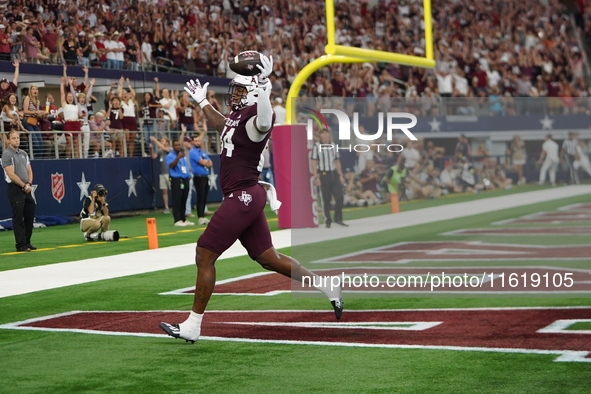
[51,173,65,203]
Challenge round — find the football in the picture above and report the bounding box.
[229,51,263,76]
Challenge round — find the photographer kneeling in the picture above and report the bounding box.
[80,184,119,241]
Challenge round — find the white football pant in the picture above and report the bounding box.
[539,158,558,184]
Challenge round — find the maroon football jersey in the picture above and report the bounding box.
[109,107,124,129]
[141,99,159,125]
[178,104,195,125]
[219,103,275,195]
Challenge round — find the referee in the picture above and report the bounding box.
[1,130,36,252]
[561,131,580,185]
[311,129,348,228]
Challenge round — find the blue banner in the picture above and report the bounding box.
[359,114,589,134]
[0,156,224,219]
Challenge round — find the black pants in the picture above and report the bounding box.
[170,177,190,223]
[319,171,343,225]
[565,154,579,184]
[7,183,36,250]
[193,175,210,218]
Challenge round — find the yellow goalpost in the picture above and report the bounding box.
[285,0,436,124]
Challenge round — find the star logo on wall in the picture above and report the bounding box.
[540,115,554,130]
[77,172,91,201]
[208,167,218,190]
[429,117,441,132]
[125,170,137,197]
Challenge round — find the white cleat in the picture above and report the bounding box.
[159,322,200,344]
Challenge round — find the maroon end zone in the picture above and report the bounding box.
[191,267,590,295]
[2,308,590,362]
[160,241,591,296]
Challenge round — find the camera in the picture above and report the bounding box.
[94,184,108,197]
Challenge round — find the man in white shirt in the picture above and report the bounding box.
[87,6,97,27]
[574,138,591,178]
[537,134,559,186]
[486,64,501,89]
[113,31,125,70]
[272,97,286,125]
[103,32,117,69]
[141,35,153,71]
[434,69,452,97]
[439,160,461,193]
[452,69,468,96]
[401,141,420,170]
[158,89,178,127]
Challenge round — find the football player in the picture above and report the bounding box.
[159,54,343,343]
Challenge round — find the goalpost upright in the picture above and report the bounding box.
[285,0,436,125]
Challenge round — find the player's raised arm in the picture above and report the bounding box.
[185,79,226,133]
[253,55,273,133]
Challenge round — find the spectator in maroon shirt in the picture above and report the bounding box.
[359,160,381,194]
[331,71,347,97]
[473,64,488,89]
[42,25,58,63]
[63,64,88,94]
[171,39,186,72]
[0,59,19,101]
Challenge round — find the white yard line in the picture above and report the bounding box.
[292,185,591,245]
[0,186,589,298]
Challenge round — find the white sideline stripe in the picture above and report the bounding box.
[158,272,274,295]
[0,232,290,298]
[537,319,591,334]
[1,308,590,363]
[1,186,590,298]
[218,321,443,331]
[292,186,591,245]
[212,291,290,296]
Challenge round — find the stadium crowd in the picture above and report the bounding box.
[337,130,591,208]
[0,0,589,208]
[332,134,519,208]
[0,0,586,108]
[0,61,218,159]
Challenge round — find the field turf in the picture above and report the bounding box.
[0,185,590,393]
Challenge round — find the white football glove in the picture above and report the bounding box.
[256,55,273,85]
[184,79,209,104]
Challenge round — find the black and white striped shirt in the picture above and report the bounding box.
[562,139,578,156]
[311,142,339,172]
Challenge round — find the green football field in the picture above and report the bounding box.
[1,185,590,393]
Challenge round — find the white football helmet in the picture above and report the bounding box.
[225,74,272,111]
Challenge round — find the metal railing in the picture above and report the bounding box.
[0,119,221,160]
